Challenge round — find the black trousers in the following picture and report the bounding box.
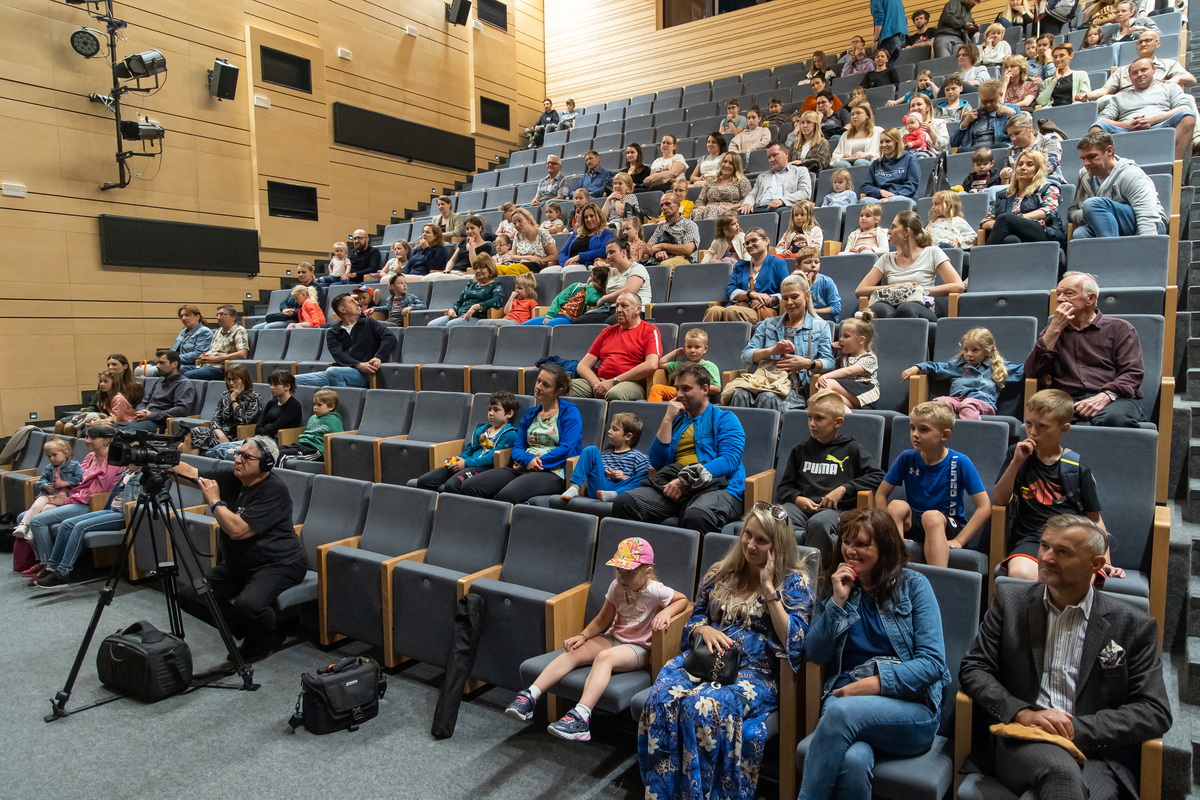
[414,465,486,493]
[176,559,307,647]
[986,213,1052,246]
[457,466,565,504]
[1070,393,1146,428]
[612,484,743,533]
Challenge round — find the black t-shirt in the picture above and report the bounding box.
[205,464,304,571]
[1050,77,1074,107]
[998,445,1102,544]
[257,396,303,438]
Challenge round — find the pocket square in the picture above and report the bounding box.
[1098,640,1126,668]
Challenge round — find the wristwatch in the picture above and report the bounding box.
[612,377,622,385]
[210,500,228,513]
[1103,390,1117,402]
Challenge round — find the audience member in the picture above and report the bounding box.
[379,273,426,326]
[183,364,262,452]
[524,266,607,326]
[689,132,728,184]
[575,237,652,324]
[856,211,965,321]
[1068,130,1167,237]
[646,192,701,265]
[508,208,560,271]
[428,255,505,327]
[415,391,519,492]
[11,438,81,545]
[404,224,450,277]
[253,262,323,329]
[859,128,922,200]
[496,203,518,238]
[845,202,890,252]
[1093,57,1196,160]
[600,173,641,227]
[1025,271,1147,427]
[525,98,560,148]
[958,43,991,88]
[648,328,722,403]
[861,49,900,90]
[797,507,950,800]
[440,215,494,276]
[692,152,751,221]
[778,201,825,256]
[1081,23,1106,47]
[995,0,1034,28]
[706,211,749,263]
[906,8,934,45]
[210,370,304,460]
[188,304,249,380]
[935,75,972,124]
[729,107,773,153]
[344,229,384,283]
[807,51,839,82]
[932,0,980,58]
[120,351,196,433]
[788,111,833,170]
[902,326,1024,420]
[576,150,612,199]
[481,273,539,328]
[981,151,1067,246]
[431,196,464,239]
[950,79,1018,150]
[796,247,843,321]
[980,22,1013,65]
[295,293,396,388]
[560,414,653,502]
[1084,30,1196,100]
[959,515,1171,800]
[1105,0,1159,43]
[276,389,343,465]
[557,98,581,129]
[569,293,662,401]
[800,76,840,112]
[720,98,748,135]
[639,504,813,799]
[1035,45,1089,109]
[622,144,651,190]
[873,0,909,62]
[841,36,874,76]
[831,102,884,168]
[999,54,1039,109]
[540,202,567,235]
[762,97,790,132]
[1001,113,1064,185]
[141,305,212,377]
[817,92,852,139]
[962,147,1002,192]
[739,143,813,213]
[927,190,980,248]
[530,155,570,206]
[318,240,351,285]
[704,228,790,323]
[644,135,689,189]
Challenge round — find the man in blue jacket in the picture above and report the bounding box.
[295,293,396,388]
[613,363,746,533]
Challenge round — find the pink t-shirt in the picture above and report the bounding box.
[605,579,675,647]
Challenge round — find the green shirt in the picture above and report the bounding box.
[299,410,344,453]
[665,358,721,388]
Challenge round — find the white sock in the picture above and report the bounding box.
[561,484,581,499]
[573,703,591,721]
[595,490,617,502]
[527,685,542,701]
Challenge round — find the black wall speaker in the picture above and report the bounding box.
[445,0,472,25]
[208,58,239,101]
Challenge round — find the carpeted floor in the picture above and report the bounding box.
[0,554,646,800]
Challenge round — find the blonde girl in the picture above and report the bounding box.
[601,172,641,227]
[496,202,519,238]
[814,311,880,409]
[900,327,1024,419]
[482,273,540,327]
[570,188,591,228]
[844,203,888,254]
[707,211,748,263]
[777,200,824,257]
[12,439,82,539]
[318,241,351,284]
[505,536,688,742]
[788,111,831,170]
[822,168,858,208]
[541,202,567,234]
[927,190,978,250]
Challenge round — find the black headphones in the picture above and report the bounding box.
[250,436,275,471]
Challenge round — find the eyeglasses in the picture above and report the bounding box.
[753,501,788,521]
[744,236,766,245]
[233,451,257,461]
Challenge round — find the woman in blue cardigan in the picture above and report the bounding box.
[702,227,790,323]
[459,364,582,503]
[798,507,950,800]
[550,204,615,272]
[859,129,922,201]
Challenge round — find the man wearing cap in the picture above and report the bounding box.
[172,436,305,661]
[187,304,249,381]
[26,426,125,589]
[119,350,196,433]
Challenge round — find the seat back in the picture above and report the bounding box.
[666,263,732,303]
[407,391,474,442]
[1114,314,1163,421]
[1067,235,1169,289]
[400,326,447,363]
[425,494,511,573]
[359,484,437,554]
[908,563,982,733]
[331,387,366,431]
[492,325,550,367]
[300,475,371,567]
[586,519,700,619]
[916,191,990,229]
[726,406,780,477]
[283,329,324,362]
[606,401,670,454]
[251,329,289,360]
[500,506,597,594]
[355,390,415,437]
[820,253,877,317]
[274,468,314,524]
[810,205,843,242]
[443,326,496,364]
[678,320,751,373]
[965,242,1060,292]
[873,319,931,412]
[468,392,537,429]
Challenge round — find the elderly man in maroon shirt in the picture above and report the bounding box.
[1025,271,1145,427]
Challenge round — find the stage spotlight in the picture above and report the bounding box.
[120,118,165,141]
[114,49,166,80]
[70,28,103,58]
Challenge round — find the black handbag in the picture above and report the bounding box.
[288,656,386,734]
[681,631,742,685]
[96,620,193,702]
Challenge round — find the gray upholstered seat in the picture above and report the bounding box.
[324,390,416,481]
[375,391,474,485]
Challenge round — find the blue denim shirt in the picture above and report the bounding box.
[806,568,950,713]
[914,357,1024,407]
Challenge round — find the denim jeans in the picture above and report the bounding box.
[798,694,940,800]
[28,503,93,563]
[294,367,369,387]
[188,365,226,381]
[877,32,905,64]
[429,314,481,327]
[209,441,243,460]
[522,315,573,326]
[1093,109,1195,138]
[251,321,290,330]
[45,509,124,576]
[570,446,644,498]
[832,159,872,169]
[1073,197,1167,239]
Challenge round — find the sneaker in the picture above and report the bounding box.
[33,571,68,590]
[547,709,591,741]
[12,524,29,540]
[21,562,43,577]
[504,690,537,722]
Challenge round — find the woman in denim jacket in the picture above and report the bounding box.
[798,508,950,800]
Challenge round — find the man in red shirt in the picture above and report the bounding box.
[570,293,662,401]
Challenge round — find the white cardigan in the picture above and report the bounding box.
[832,125,883,162]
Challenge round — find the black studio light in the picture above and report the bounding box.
[70,28,103,58]
[113,49,166,80]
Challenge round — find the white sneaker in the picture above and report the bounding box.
[12,524,29,540]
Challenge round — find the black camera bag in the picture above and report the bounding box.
[96,620,193,702]
[288,657,386,734]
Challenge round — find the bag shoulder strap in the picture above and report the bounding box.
[1058,448,1083,509]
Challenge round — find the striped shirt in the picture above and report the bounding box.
[1037,586,1094,714]
[601,447,650,479]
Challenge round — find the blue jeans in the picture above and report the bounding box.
[429,314,481,327]
[877,32,905,64]
[251,321,290,330]
[832,159,872,169]
[569,446,645,498]
[1073,197,1167,239]
[188,365,225,381]
[522,315,573,326]
[294,366,370,387]
[1093,109,1195,137]
[798,694,940,800]
[45,509,124,576]
[209,441,242,460]
[28,503,93,563]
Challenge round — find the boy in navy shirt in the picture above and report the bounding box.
[876,400,990,567]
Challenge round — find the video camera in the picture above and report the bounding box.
[108,429,182,469]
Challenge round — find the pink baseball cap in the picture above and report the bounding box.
[606,537,655,570]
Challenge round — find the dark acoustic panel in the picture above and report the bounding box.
[331,102,474,172]
[478,0,508,29]
[267,181,319,221]
[480,97,510,130]
[99,215,260,274]
[260,46,312,93]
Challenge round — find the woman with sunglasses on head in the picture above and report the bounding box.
[639,500,816,800]
[796,507,949,800]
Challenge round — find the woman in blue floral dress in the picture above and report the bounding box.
[638,501,816,800]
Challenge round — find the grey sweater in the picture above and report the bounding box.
[1068,157,1166,236]
[1097,82,1191,122]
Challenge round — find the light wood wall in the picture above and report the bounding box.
[0,0,544,432]
[545,0,1009,108]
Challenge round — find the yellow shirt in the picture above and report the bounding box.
[674,422,698,466]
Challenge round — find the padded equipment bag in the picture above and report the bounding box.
[96,620,193,702]
[288,656,386,734]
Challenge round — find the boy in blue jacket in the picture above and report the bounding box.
[613,363,746,532]
[415,392,520,492]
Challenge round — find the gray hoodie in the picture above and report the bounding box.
[1068,156,1166,236]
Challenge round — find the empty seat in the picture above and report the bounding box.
[1067,235,1169,316]
[375,391,475,485]
[468,325,550,395]
[324,390,416,481]
[376,326,447,389]
[419,326,497,393]
[956,242,1060,318]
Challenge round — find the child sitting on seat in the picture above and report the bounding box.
[777,200,824,257]
[277,389,343,465]
[11,439,83,540]
[318,241,352,285]
[927,190,979,250]
[523,265,608,326]
[414,392,519,492]
[561,412,651,501]
[793,247,841,322]
[540,202,567,235]
[285,285,327,329]
[844,203,889,254]
[382,273,427,326]
[815,311,879,408]
[900,326,1023,419]
[482,273,540,327]
[821,168,858,208]
[648,329,721,401]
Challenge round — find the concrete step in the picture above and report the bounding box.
[1186,477,1200,522]
[1191,575,1200,638]
[1189,373,1200,401]
[1187,635,1200,706]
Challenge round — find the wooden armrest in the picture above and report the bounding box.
[235,423,257,439]
[650,607,692,675]
[822,240,841,256]
[650,368,669,388]
[989,504,1007,600]
[721,368,744,386]
[954,691,973,797]
[976,228,987,246]
[317,535,362,645]
[858,296,868,312]
[856,490,871,509]
[564,455,579,481]
[1141,738,1163,800]
[277,426,304,446]
[183,504,208,515]
[89,494,108,512]
[1023,377,1038,407]
[428,439,467,471]
[487,308,504,319]
[381,548,429,667]
[10,468,37,476]
[534,305,549,317]
[1150,505,1169,652]
[457,563,504,597]
[493,448,513,469]
[946,292,959,317]
[545,581,591,651]
[909,373,928,409]
[803,661,822,734]
[744,469,775,507]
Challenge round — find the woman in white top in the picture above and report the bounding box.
[432,196,464,239]
[906,94,949,151]
[830,102,883,168]
[689,133,728,185]
[855,210,964,321]
[380,240,411,282]
[572,241,653,324]
[509,208,559,272]
[644,134,688,189]
[729,107,772,154]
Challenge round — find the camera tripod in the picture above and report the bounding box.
[45,468,258,722]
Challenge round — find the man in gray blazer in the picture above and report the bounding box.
[738,143,813,214]
[960,514,1171,800]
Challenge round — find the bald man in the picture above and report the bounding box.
[344,228,383,283]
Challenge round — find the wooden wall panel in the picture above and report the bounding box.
[0,0,545,431]
[544,0,1007,111]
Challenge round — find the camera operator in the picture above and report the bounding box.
[170,436,305,661]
